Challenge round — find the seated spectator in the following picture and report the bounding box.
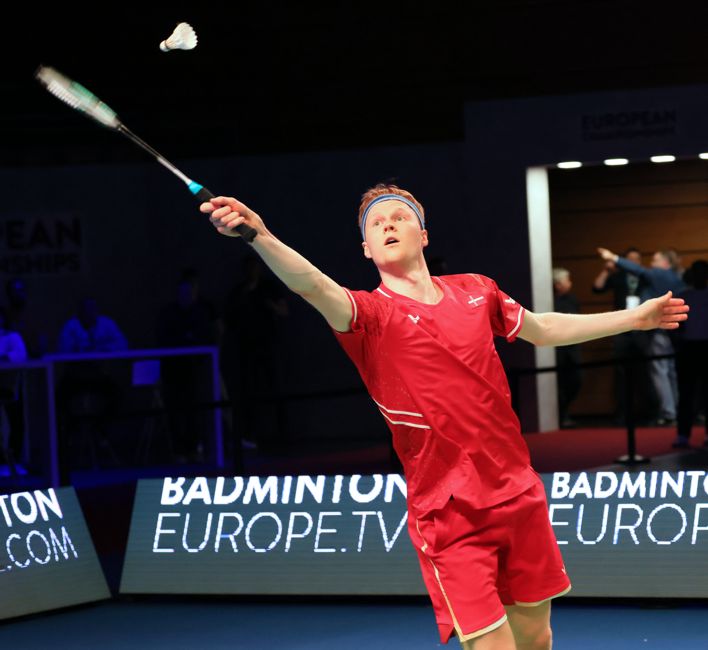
[56,298,127,476]
[0,306,28,364]
[58,297,128,353]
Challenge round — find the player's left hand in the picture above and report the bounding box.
[633,291,689,330]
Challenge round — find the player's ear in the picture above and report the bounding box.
[421,229,429,248]
[362,241,372,259]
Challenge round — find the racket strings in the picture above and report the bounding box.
[36,66,119,129]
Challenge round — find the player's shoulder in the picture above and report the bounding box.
[347,285,393,301]
[343,285,395,318]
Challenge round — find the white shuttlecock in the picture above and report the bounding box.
[160,22,198,52]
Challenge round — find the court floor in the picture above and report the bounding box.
[0,598,706,649]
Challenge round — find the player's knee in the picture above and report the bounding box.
[515,624,552,650]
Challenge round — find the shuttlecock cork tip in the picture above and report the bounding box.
[160,22,197,52]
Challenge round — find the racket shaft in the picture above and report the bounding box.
[118,127,257,243]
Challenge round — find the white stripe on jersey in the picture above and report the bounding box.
[342,287,358,324]
[379,410,432,430]
[373,399,424,417]
[507,307,524,339]
[376,287,393,298]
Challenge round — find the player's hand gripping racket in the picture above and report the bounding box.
[34,65,257,243]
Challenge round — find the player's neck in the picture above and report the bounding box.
[379,267,441,304]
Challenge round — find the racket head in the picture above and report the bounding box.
[35,65,121,130]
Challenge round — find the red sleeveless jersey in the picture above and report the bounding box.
[333,273,536,517]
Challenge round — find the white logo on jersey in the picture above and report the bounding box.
[408,314,420,324]
[505,297,516,304]
[468,295,485,307]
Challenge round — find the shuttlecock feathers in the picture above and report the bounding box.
[160,22,198,52]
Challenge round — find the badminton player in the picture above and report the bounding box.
[201,185,688,649]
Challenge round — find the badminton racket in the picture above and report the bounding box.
[34,65,257,243]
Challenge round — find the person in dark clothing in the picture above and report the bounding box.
[598,247,686,425]
[593,247,644,310]
[221,255,288,455]
[5,277,49,358]
[156,269,220,462]
[592,247,650,424]
[672,260,708,448]
[553,268,582,428]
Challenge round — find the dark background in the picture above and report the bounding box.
[4,1,708,601]
[7,1,708,167]
[3,2,708,449]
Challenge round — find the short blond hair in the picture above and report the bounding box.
[357,184,425,229]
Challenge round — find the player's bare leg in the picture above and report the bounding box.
[460,621,516,649]
[505,601,553,649]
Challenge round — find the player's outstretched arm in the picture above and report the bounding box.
[518,291,689,347]
[201,196,353,332]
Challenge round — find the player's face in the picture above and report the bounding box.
[361,200,428,267]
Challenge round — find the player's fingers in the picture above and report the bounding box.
[209,196,234,206]
[199,201,215,214]
[221,215,246,228]
[210,196,247,212]
[210,205,236,221]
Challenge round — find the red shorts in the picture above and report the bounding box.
[409,476,571,644]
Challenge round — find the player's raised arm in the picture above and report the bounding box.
[201,196,353,332]
[518,291,689,347]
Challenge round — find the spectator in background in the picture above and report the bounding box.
[58,297,128,353]
[222,255,288,455]
[5,277,49,357]
[0,306,28,364]
[592,247,649,424]
[598,247,685,425]
[553,268,582,428]
[593,247,643,310]
[672,260,708,448]
[0,306,28,470]
[156,268,220,463]
[56,298,127,475]
[156,268,220,348]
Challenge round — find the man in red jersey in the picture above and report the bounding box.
[201,185,688,649]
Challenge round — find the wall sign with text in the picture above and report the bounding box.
[120,472,708,597]
[0,487,109,620]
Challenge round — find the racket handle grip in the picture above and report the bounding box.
[195,187,258,243]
